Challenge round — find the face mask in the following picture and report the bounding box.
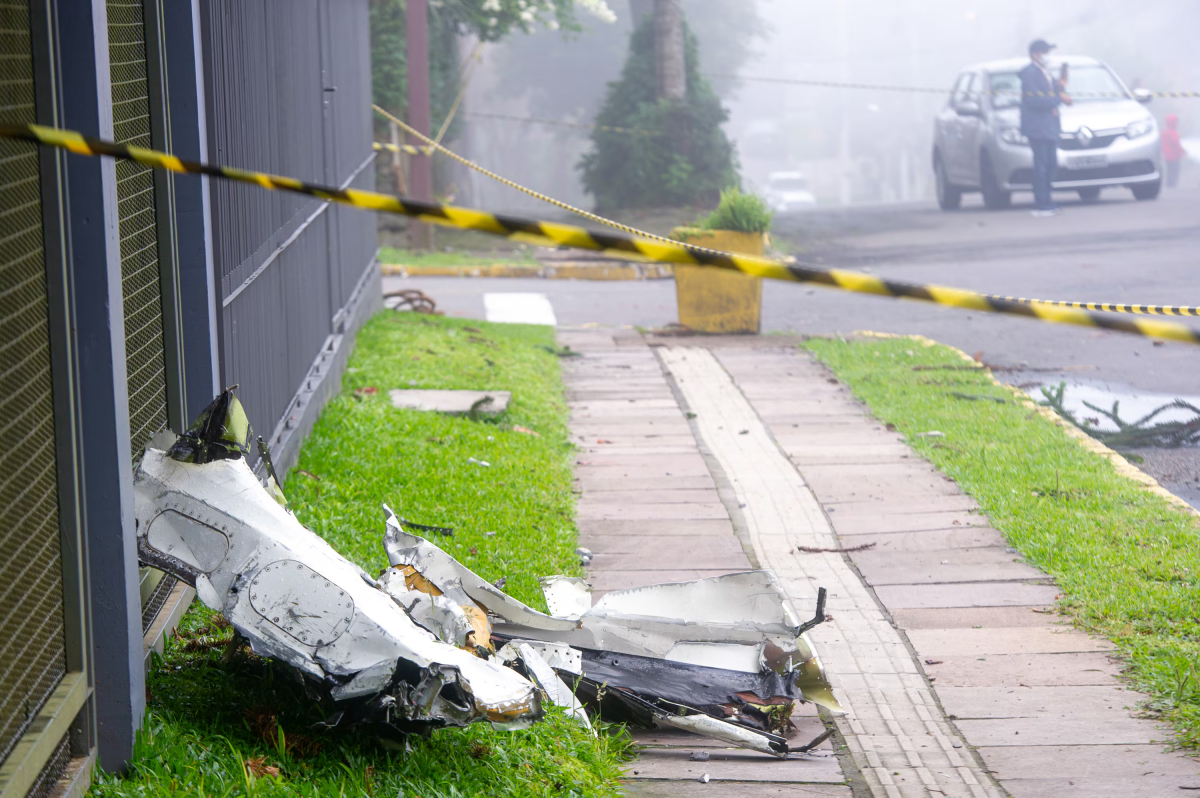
[1032,52,1046,66]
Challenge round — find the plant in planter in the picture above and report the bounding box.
[693,188,773,234]
[670,189,772,334]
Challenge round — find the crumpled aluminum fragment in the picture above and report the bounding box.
[133,389,540,733]
[136,389,842,755]
[497,642,591,731]
[384,517,843,756]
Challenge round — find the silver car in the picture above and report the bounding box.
[933,55,1162,210]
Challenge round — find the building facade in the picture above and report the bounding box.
[0,1,377,795]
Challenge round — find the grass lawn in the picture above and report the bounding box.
[807,335,1200,749]
[93,314,629,798]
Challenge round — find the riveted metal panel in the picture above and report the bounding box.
[108,0,169,462]
[0,0,67,770]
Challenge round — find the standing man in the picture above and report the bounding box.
[1019,39,1072,216]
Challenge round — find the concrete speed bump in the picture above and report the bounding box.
[388,389,511,416]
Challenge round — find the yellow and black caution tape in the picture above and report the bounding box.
[372,104,690,248]
[374,141,432,156]
[371,106,1200,321]
[8,122,1198,345]
[375,43,483,158]
[987,297,1200,317]
[707,72,1200,100]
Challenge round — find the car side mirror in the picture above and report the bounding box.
[956,100,983,117]
[1133,88,1153,105]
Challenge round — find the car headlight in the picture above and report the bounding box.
[1000,128,1029,146]
[1126,118,1156,139]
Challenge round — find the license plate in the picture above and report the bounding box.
[1065,154,1108,170]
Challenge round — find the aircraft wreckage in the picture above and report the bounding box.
[134,389,842,757]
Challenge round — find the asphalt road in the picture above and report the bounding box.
[387,185,1200,504]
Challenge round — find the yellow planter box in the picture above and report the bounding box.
[670,228,766,334]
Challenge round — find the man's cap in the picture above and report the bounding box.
[1029,39,1056,54]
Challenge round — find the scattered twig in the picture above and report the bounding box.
[399,517,454,536]
[950,392,1008,404]
[795,543,877,554]
[647,322,695,337]
[1039,381,1200,448]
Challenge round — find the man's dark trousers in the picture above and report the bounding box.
[1030,138,1057,210]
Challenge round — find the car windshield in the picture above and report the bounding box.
[989,65,1128,109]
[770,178,809,191]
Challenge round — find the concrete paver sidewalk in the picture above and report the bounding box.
[558,327,1200,798]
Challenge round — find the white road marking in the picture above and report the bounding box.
[483,293,557,326]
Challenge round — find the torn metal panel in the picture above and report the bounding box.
[136,388,843,753]
[386,518,843,751]
[498,642,591,731]
[133,390,541,732]
[657,712,786,758]
[383,509,577,633]
[538,575,591,619]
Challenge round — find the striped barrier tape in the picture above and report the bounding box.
[6,122,1198,346]
[375,141,433,156]
[986,297,1200,318]
[706,72,1200,100]
[371,106,1200,320]
[372,104,688,247]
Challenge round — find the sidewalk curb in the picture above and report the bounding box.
[381,261,674,280]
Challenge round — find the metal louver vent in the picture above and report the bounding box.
[0,0,68,770]
[108,0,169,462]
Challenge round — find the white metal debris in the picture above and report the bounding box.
[133,391,540,732]
[135,389,843,754]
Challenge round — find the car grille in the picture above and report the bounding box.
[1058,134,1121,151]
[1008,159,1156,185]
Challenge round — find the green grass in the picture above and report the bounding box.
[93,314,629,798]
[806,336,1200,749]
[378,246,539,268]
[691,188,773,233]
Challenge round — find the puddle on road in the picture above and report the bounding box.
[1020,378,1200,509]
[1026,380,1200,441]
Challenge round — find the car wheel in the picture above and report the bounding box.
[1132,179,1162,201]
[980,152,1011,210]
[1077,187,1101,202]
[935,156,962,211]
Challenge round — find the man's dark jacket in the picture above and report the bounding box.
[1019,62,1063,140]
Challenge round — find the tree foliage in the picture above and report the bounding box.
[370,0,595,121]
[578,16,737,211]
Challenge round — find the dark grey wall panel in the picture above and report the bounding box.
[0,0,67,770]
[200,0,375,445]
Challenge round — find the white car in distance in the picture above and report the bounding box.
[765,171,817,213]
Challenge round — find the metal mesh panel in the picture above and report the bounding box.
[0,0,68,771]
[24,734,69,798]
[108,0,169,462]
[141,572,177,633]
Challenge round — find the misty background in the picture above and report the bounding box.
[434,0,1200,214]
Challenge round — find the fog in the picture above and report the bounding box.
[450,0,1200,212]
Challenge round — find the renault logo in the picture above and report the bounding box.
[1076,127,1095,147]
